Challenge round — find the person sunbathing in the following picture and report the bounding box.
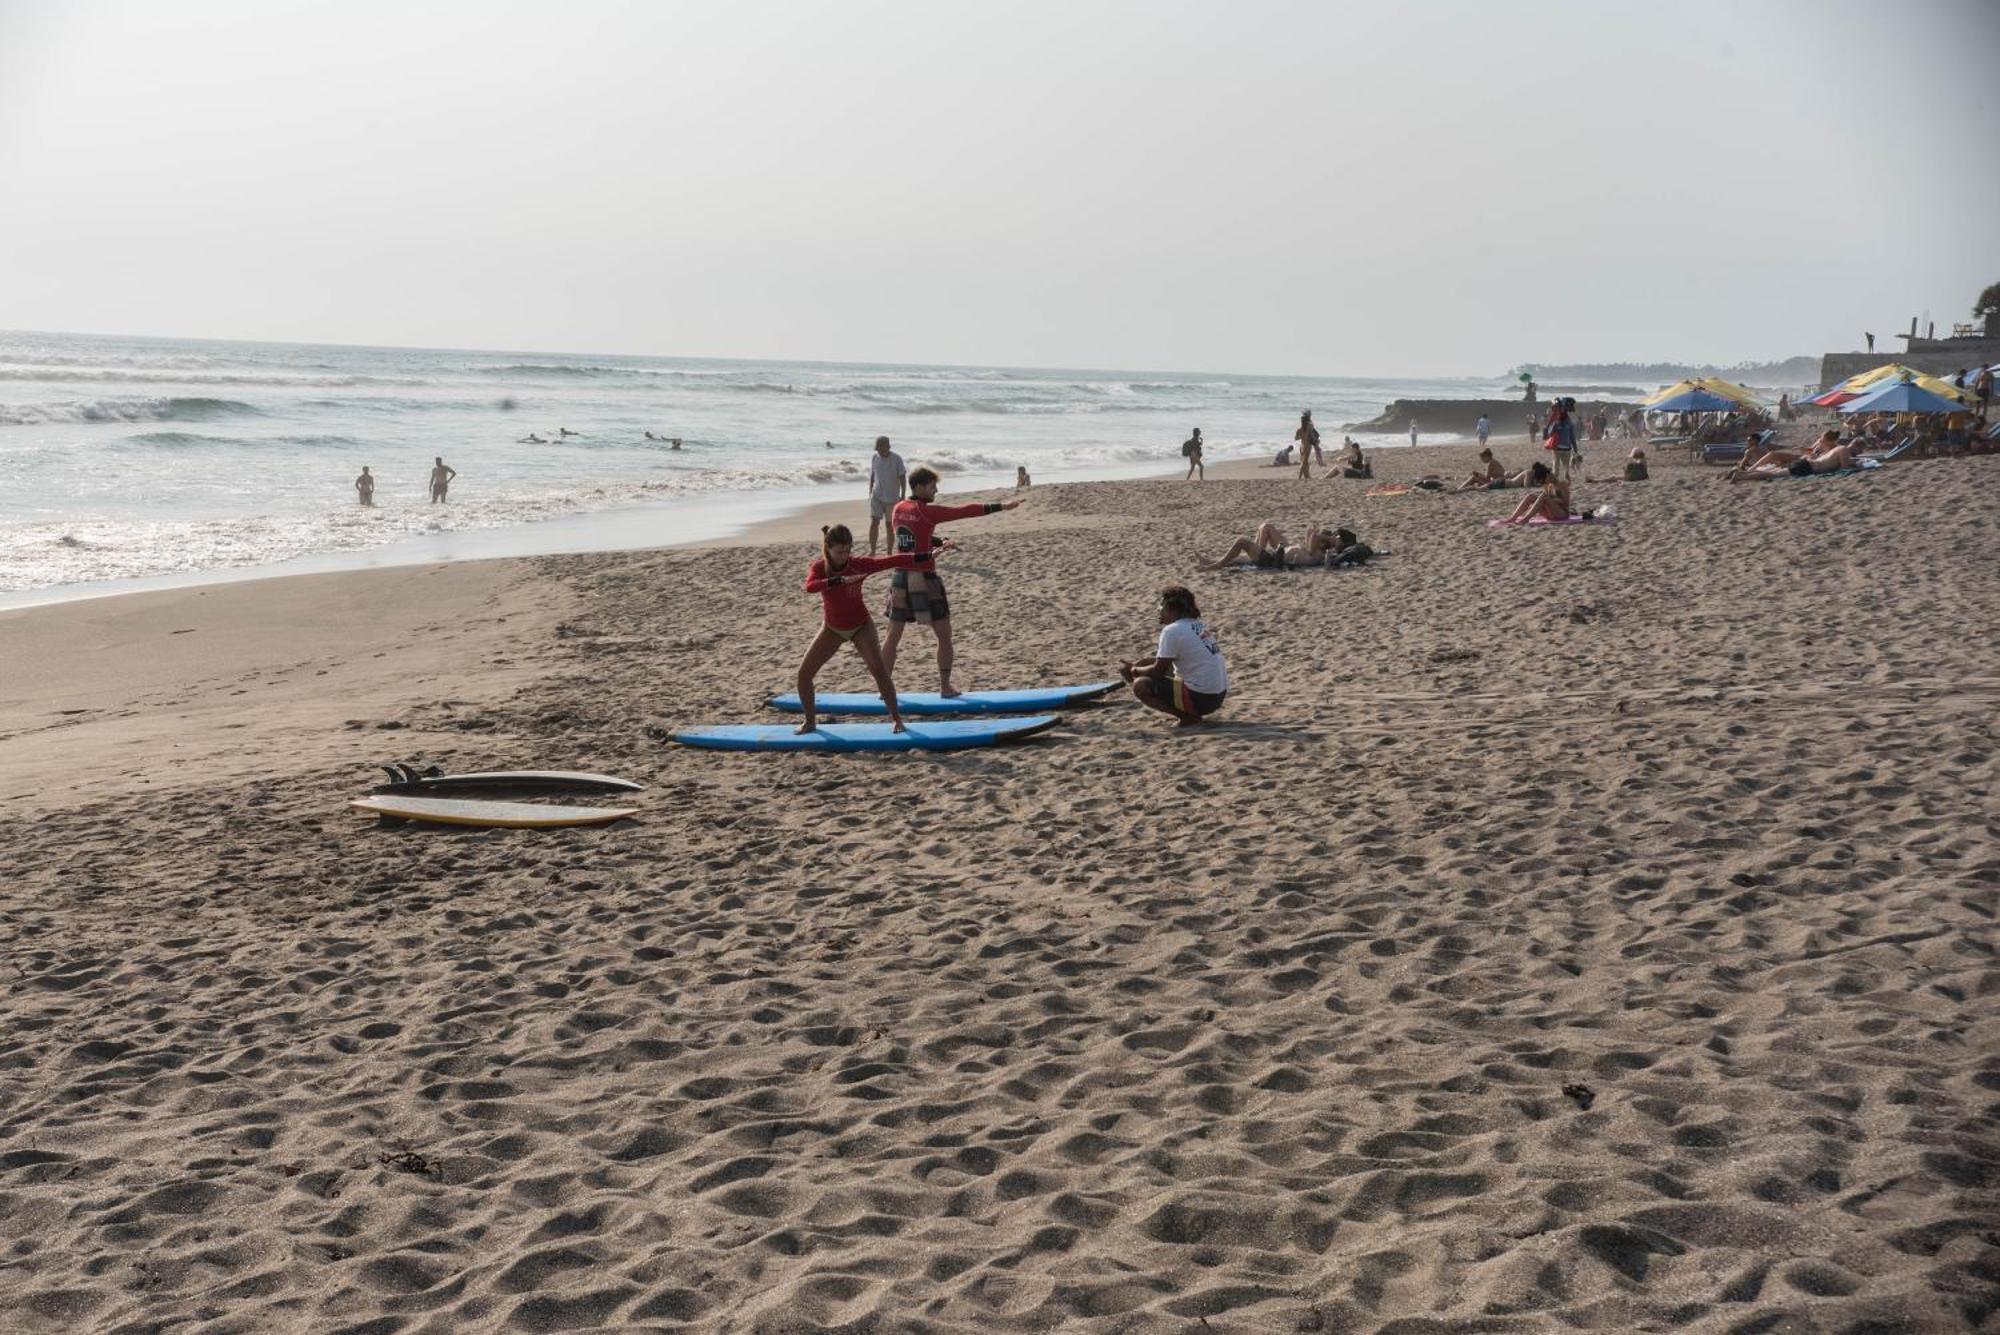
[1732,440,1859,480]
[1196,521,1340,570]
[1456,448,1510,490]
[1497,462,1572,524]
[1728,429,1832,478]
[1730,430,1851,481]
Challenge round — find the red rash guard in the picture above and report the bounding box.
[804,553,917,630]
[890,498,1000,571]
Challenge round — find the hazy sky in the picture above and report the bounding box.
[2,0,1995,374]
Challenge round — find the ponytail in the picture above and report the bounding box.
[821,523,852,566]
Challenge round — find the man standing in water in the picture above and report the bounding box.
[429,456,457,504]
[354,466,375,507]
[866,436,907,555]
[1475,413,1491,448]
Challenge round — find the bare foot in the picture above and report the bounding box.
[939,685,962,699]
[1176,715,1208,728]
[795,720,817,735]
[890,718,907,734]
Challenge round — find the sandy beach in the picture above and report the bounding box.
[2,439,1995,1333]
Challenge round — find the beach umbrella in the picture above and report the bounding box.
[1808,363,1966,407]
[1643,377,1762,410]
[1647,386,1745,413]
[1693,376,1766,408]
[1835,378,1962,415]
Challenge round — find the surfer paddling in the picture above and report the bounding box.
[882,467,1023,698]
[796,524,917,735]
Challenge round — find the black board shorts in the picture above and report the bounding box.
[1169,678,1227,717]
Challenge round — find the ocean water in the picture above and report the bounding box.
[0,329,1554,595]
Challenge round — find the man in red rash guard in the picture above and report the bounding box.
[882,465,1023,698]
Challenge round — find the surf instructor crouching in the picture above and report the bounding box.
[881,466,1022,699]
[1120,585,1228,726]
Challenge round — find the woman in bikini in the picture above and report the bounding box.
[1196,520,1342,570]
[796,524,917,734]
[1498,461,1572,524]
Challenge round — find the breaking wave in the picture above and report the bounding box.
[0,396,263,426]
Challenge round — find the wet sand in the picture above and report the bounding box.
[2,436,1995,1333]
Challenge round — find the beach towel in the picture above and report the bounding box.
[1485,514,1614,529]
[1365,485,1412,497]
[1785,459,1881,479]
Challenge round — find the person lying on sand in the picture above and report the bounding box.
[1456,448,1510,490]
[1729,428,1839,478]
[795,524,918,735]
[1728,430,1846,482]
[1731,439,1860,481]
[1119,585,1228,727]
[1196,521,1341,570]
[1497,461,1572,524]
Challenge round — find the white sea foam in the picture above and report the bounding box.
[0,329,1522,592]
[0,396,262,425]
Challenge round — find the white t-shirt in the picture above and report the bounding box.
[1157,617,1227,695]
[867,451,906,505]
[1476,416,1490,435]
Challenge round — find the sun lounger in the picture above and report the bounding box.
[1857,437,1916,465]
[1697,428,1772,465]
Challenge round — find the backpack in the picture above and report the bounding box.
[1181,439,1195,457]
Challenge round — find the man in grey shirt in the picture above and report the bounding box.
[866,436,907,554]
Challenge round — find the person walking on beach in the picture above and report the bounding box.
[794,523,917,735]
[1295,412,1320,480]
[1120,585,1228,727]
[1408,418,1419,449]
[1543,399,1579,482]
[1475,414,1491,447]
[354,466,375,507]
[882,467,1023,697]
[428,457,456,504]
[1183,427,1205,481]
[866,436,907,554]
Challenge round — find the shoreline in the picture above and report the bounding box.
[0,433,1538,611]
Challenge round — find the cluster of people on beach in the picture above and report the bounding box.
[798,440,1026,734]
[803,434,1228,734]
[353,457,457,506]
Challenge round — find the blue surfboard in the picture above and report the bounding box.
[671,715,1061,752]
[764,681,1119,717]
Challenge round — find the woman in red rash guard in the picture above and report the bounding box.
[796,523,917,734]
[882,466,1023,697]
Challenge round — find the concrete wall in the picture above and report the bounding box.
[1818,344,2000,389]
